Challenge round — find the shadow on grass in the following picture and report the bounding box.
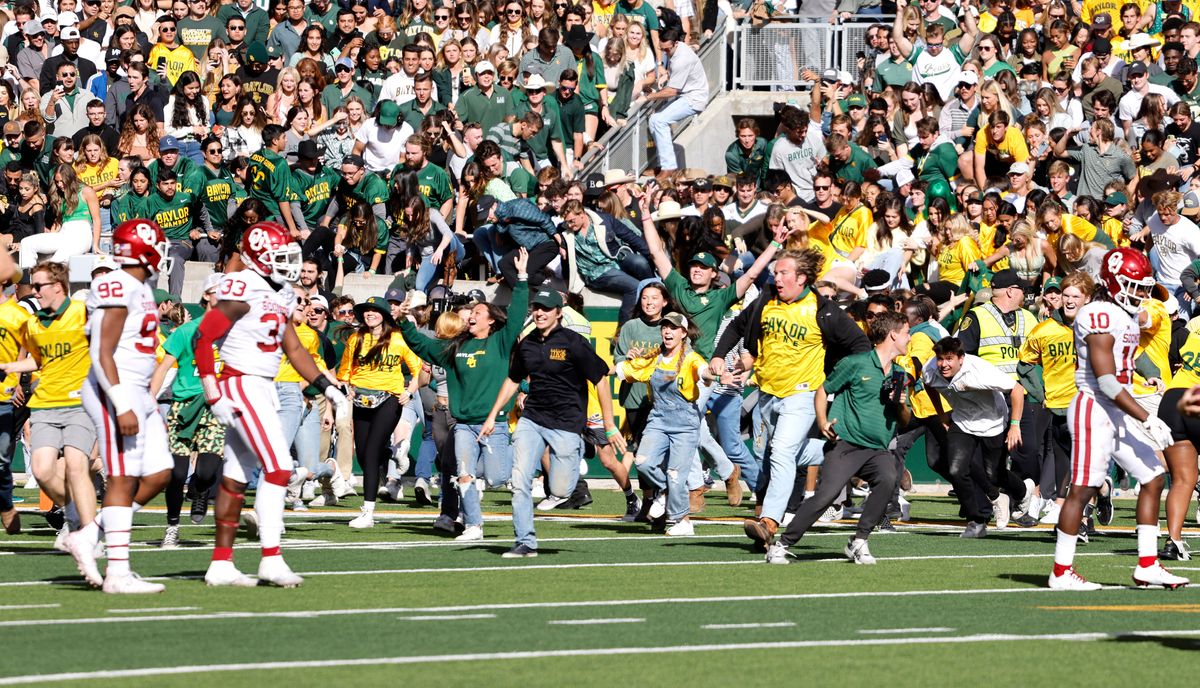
[995,573,1051,587]
[1112,634,1200,651]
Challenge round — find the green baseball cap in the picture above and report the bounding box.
[531,289,564,309]
[1104,191,1128,206]
[246,41,267,64]
[1043,277,1062,294]
[378,99,400,127]
[845,93,867,109]
[689,252,718,269]
[153,288,175,305]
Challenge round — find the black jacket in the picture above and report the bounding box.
[713,285,870,374]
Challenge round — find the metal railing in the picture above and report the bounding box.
[731,16,894,90]
[578,33,726,177]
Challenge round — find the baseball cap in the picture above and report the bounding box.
[1092,12,1112,28]
[91,254,119,274]
[1042,276,1062,294]
[1104,191,1128,206]
[60,26,80,40]
[1182,190,1200,216]
[40,14,57,24]
[311,294,329,311]
[342,153,366,168]
[845,93,867,109]
[246,41,267,64]
[3,121,20,136]
[265,43,283,60]
[377,99,400,126]
[991,269,1028,290]
[821,68,838,83]
[384,287,406,303]
[475,60,496,74]
[407,290,428,308]
[114,6,136,19]
[689,252,718,269]
[335,57,354,71]
[23,22,43,36]
[661,312,688,329]
[1128,61,1149,76]
[105,47,123,64]
[712,174,734,189]
[1008,161,1030,175]
[203,272,225,293]
[1092,37,1113,54]
[530,289,563,309]
[582,172,605,198]
[153,288,175,305]
[837,70,853,85]
[692,178,712,192]
[158,135,181,151]
[57,11,79,25]
[958,70,979,86]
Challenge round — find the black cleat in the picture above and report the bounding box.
[1160,540,1192,561]
[559,480,593,509]
[190,491,210,524]
[44,506,65,530]
[1097,477,1114,526]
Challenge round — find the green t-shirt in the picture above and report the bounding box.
[831,143,878,183]
[514,96,565,162]
[456,85,514,135]
[664,269,740,359]
[146,190,199,240]
[396,98,446,131]
[291,164,341,226]
[198,168,246,227]
[247,148,295,220]
[110,188,150,225]
[557,93,586,143]
[148,156,205,195]
[321,82,376,118]
[164,318,203,399]
[823,349,900,450]
[178,16,225,60]
[391,161,453,213]
[616,0,660,30]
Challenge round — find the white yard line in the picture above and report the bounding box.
[398,614,497,621]
[857,627,956,635]
[106,607,200,614]
[0,579,1125,628]
[547,618,645,625]
[0,604,59,611]
[5,630,1200,685]
[702,622,796,630]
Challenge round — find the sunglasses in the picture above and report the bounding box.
[207,147,223,154]
[814,185,830,190]
[337,308,353,315]
[559,84,575,91]
[31,282,54,291]
[435,13,449,18]
[499,75,514,82]
[312,307,327,314]
[160,26,176,31]
[60,72,76,77]
[228,24,246,29]
[506,8,522,14]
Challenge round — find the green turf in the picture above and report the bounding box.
[2,487,1199,686]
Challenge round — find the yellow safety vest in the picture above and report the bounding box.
[973,303,1035,379]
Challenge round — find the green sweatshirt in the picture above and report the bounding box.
[398,280,530,424]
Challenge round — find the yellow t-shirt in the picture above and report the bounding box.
[276,322,323,383]
[812,203,871,260]
[900,328,950,419]
[20,300,90,409]
[1169,328,1200,390]
[592,0,616,32]
[0,299,27,402]
[1018,316,1078,410]
[337,329,422,395]
[977,222,1010,271]
[1133,298,1172,395]
[937,236,983,287]
[1102,217,1128,247]
[974,126,1029,162]
[148,43,200,86]
[756,290,825,397]
[617,348,707,403]
[76,159,119,190]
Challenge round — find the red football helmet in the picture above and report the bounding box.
[1100,247,1155,314]
[241,221,302,284]
[111,219,171,275]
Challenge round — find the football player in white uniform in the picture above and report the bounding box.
[194,222,349,588]
[78,220,175,593]
[1050,248,1188,590]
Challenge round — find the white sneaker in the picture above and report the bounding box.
[290,499,308,512]
[286,467,309,502]
[413,478,431,505]
[394,446,411,476]
[531,479,547,500]
[455,524,484,541]
[384,479,403,502]
[309,485,338,507]
[781,512,795,527]
[666,519,694,536]
[647,492,666,519]
[765,542,791,564]
[205,560,258,587]
[897,495,911,522]
[1024,494,1044,521]
[845,537,876,565]
[301,480,316,501]
[992,493,1011,529]
[1039,501,1062,525]
[817,505,842,523]
[53,526,70,553]
[257,555,303,588]
[1016,479,1036,517]
[1048,566,1102,591]
[103,571,165,594]
[349,507,375,529]
[328,460,352,498]
[1133,561,1190,589]
[67,529,103,587]
[537,495,568,511]
[161,525,180,549]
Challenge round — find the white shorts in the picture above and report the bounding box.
[81,376,171,478]
[1069,394,1165,488]
[218,374,290,483]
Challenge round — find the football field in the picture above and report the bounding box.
[2,488,1200,687]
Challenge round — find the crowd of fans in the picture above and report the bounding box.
[5,0,1200,573]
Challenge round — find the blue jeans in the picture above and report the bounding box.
[754,390,820,523]
[296,396,331,479]
[649,98,702,171]
[455,422,513,527]
[587,267,641,323]
[416,416,436,481]
[511,417,582,549]
[616,250,655,281]
[711,392,759,489]
[473,224,505,273]
[416,236,467,292]
[276,382,304,451]
[636,420,700,520]
[178,139,203,165]
[0,402,14,512]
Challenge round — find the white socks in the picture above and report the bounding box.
[103,506,133,577]
[255,481,287,550]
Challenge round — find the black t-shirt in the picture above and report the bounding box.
[509,325,608,432]
[1166,120,1200,168]
[73,123,121,157]
[237,65,279,107]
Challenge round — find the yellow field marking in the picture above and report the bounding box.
[1039,604,1200,613]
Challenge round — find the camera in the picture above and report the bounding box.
[428,285,473,319]
[880,366,910,406]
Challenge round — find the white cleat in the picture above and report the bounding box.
[103,571,165,594]
[536,495,568,511]
[161,525,180,549]
[67,530,103,588]
[844,537,876,565]
[348,507,375,529]
[1133,561,1190,589]
[240,512,259,540]
[1048,566,1102,591]
[1016,479,1036,518]
[257,555,303,588]
[53,527,70,553]
[1039,501,1062,525]
[205,560,258,587]
[765,542,791,564]
[992,493,1011,529]
[666,519,694,536]
[455,524,484,541]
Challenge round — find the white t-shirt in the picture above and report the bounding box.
[1148,211,1200,285]
[921,353,1015,436]
[1118,84,1180,123]
[354,117,414,174]
[769,126,826,202]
